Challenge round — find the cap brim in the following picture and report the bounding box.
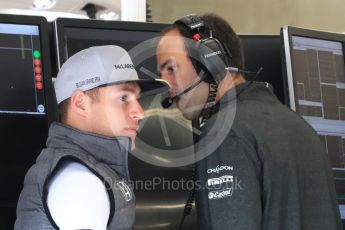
[137,79,170,97]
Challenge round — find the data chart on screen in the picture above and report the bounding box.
[291,35,345,169]
[0,23,46,115]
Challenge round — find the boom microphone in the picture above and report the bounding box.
[161,67,263,108]
[161,96,175,109]
[161,78,204,108]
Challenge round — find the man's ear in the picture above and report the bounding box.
[69,90,89,117]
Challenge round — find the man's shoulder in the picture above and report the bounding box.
[48,162,99,189]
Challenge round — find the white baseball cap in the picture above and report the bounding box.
[54,45,169,104]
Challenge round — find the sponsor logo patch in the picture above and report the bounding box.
[207,175,233,186]
[207,165,233,174]
[116,181,132,202]
[208,188,233,200]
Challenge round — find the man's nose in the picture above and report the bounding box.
[160,71,177,85]
[160,76,176,95]
[130,100,145,121]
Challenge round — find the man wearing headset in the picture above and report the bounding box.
[157,13,341,229]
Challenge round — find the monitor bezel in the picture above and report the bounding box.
[281,25,345,112]
[53,17,170,69]
[0,13,57,124]
[0,13,58,207]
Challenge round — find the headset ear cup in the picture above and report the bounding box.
[182,38,211,83]
[175,14,230,84]
[195,38,228,84]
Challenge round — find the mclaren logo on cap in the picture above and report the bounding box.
[114,64,135,69]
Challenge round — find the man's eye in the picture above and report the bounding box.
[166,64,177,74]
[167,66,174,73]
[120,95,128,102]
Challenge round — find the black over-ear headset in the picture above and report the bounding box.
[161,14,263,108]
[174,14,232,85]
[161,14,235,108]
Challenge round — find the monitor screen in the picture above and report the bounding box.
[0,14,57,228]
[53,18,168,78]
[53,18,197,230]
[281,26,345,218]
[0,23,46,114]
[239,35,286,104]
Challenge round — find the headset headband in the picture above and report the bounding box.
[174,14,233,84]
[174,14,204,31]
[174,14,232,60]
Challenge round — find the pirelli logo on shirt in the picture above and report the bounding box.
[207,175,233,186]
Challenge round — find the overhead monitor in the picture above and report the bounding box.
[0,19,48,114]
[53,18,167,74]
[0,13,57,227]
[281,26,345,218]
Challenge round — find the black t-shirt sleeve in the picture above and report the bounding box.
[200,131,262,230]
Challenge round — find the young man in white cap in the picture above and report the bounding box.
[15,45,168,230]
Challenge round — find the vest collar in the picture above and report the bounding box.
[47,122,131,180]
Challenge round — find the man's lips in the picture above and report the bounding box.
[124,127,139,135]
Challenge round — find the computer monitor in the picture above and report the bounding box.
[53,18,197,229]
[281,26,345,218]
[0,16,56,115]
[239,35,286,104]
[53,18,167,73]
[0,13,57,227]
